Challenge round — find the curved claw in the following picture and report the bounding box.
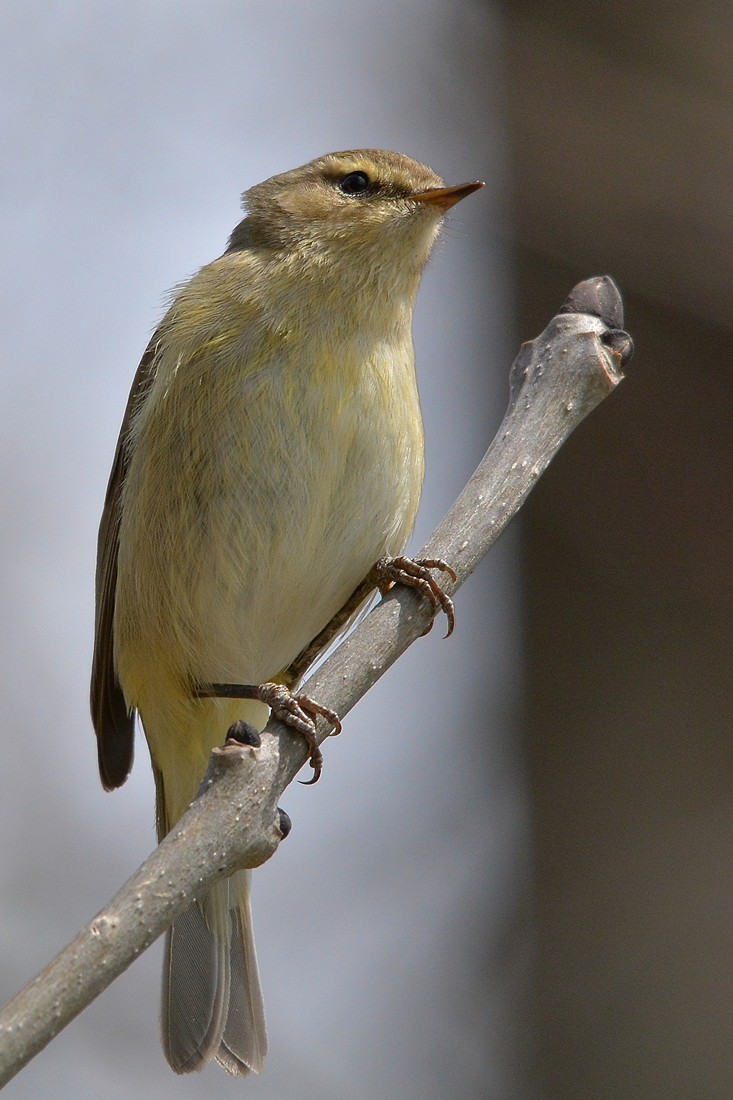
[292,694,341,783]
[298,767,321,787]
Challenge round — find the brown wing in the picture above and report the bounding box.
[90,338,160,790]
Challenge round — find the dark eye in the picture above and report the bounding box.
[338,171,371,196]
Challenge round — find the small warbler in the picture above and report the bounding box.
[91,149,483,1074]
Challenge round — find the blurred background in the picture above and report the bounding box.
[0,3,730,1098]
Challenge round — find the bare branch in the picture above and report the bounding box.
[0,276,632,1087]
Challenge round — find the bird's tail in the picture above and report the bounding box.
[161,868,267,1074]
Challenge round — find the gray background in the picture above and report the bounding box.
[0,4,526,1099]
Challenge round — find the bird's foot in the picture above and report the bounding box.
[196,681,341,783]
[372,555,456,637]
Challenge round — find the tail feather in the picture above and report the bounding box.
[161,872,267,1074]
[218,873,267,1073]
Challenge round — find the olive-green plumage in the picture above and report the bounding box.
[90,149,481,1074]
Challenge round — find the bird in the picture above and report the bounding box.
[90,149,483,1074]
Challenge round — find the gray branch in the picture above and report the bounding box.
[0,276,632,1087]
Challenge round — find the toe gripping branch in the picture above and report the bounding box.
[371,555,456,637]
[195,680,341,784]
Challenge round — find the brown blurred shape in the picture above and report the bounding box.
[504,4,733,1097]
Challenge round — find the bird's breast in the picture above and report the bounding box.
[114,324,424,697]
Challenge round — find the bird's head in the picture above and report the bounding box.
[228,149,484,288]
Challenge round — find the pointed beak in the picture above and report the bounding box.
[410,180,485,210]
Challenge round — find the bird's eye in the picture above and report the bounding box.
[338,171,371,196]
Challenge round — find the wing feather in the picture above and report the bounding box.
[90,339,160,789]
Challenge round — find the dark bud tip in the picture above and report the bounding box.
[277,808,292,838]
[559,276,624,329]
[600,328,634,366]
[225,720,262,747]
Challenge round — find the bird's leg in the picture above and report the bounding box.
[194,681,341,784]
[284,554,456,687]
[283,575,378,685]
